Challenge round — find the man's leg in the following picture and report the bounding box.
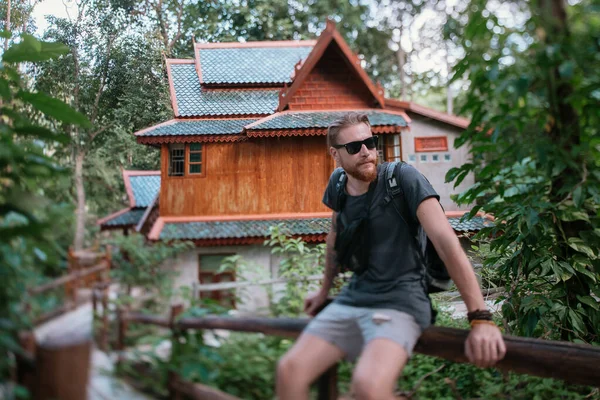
[277,332,345,400]
[351,338,409,400]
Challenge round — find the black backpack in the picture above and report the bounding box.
[334,161,452,293]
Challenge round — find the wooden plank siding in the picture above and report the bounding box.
[287,43,374,111]
[160,136,334,216]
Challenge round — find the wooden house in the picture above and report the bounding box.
[99,21,491,311]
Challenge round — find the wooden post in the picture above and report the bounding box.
[316,363,338,400]
[101,285,109,351]
[168,303,185,399]
[116,307,128,366]
[33,333,91,400]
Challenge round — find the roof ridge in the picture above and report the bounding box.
[195,40,317,49]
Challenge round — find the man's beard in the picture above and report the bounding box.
[342,158,378,182]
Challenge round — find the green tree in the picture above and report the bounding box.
[447,0,600,342]
[0,31,89,394]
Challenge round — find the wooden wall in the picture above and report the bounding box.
[160,136,334,216]
[287,43,374,111]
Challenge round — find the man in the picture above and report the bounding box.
[276,112,506,400]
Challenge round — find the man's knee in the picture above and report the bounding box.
[351,372,390,400]
[277,352,309,387]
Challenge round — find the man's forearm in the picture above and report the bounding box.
[320,230,339,295]
[436,235,487,312]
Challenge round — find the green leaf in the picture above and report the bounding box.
[568,238,597,259]
[572,186,583,208]
[3,34,69,63]
[551,260,574,281]
[13,126,71,144]
[0,30,11,39]
[558,61,575,79]
[576,295,599,311]
[568,309,586,334]
[572,262,597,283]
[0,78,10,100]
[17,91,91,127]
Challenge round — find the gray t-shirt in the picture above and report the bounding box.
[322,162,440,328]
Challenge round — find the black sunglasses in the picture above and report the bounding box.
[332,136,379,155]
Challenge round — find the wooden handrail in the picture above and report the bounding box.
[28,260,110,295]
[119,313,600,387]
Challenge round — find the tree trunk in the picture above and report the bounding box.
[4,0,10,51]
[74,149,86,251]
[445,40,453,114]
[396,45,407,100]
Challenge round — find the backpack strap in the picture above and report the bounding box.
[384,161,402,204]
[384,161,425,250]
[332,167,347,212]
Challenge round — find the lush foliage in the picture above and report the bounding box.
[447,0,600,342]
[266,225,326,317]
[104,233,194,307]
[0,32,89,393]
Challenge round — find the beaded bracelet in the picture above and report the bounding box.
[470,319,497,328]
[467,309,493,322]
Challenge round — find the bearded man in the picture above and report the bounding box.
[276,112,506,400]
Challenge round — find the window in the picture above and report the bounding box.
[432,154,440,162]
[168,143,205,177]
[408,154,416,163]
[198,254,235,308]
[189,143,203,174]
[376,134,402,163]
[444,153,451,162]
[169,144,185,176]
[376,135,385,164]
[385,134,402,162]
[420,154,428,162]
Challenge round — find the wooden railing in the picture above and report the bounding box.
[114,304,600,400]
[26,249,111,325]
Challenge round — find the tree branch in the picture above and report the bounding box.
[90,34,116,125]
[167,0,184,54]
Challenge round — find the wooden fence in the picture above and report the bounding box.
[113,303,600,400]
[26,248,111,325]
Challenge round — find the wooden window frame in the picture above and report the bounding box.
[187,143,204,177]
[384,134,402,162]
[414,136,448,152]
[198,253,236,308]
[167,143,207,178]
[168,143,185,177]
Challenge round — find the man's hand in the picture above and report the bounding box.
[304,291,328,317]
[465,323,507,368]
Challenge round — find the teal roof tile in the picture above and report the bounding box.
[102,209,146,227]
[129,175,160,207]
[170,63,279,117]
[247,111,408,130]
[198,46,314,84]
[448,216,493,232]
[159,215,490,240]
[160,218,330,240]
[138,119,258,137]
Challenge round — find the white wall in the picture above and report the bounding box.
[171,245,274,315]
[401,114,475,211]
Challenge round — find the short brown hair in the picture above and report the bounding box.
[327,112,371,148]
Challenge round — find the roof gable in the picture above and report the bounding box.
[278,21,385,111]
[195,41,315,85]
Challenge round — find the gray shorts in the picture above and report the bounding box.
[304,302,422,362]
